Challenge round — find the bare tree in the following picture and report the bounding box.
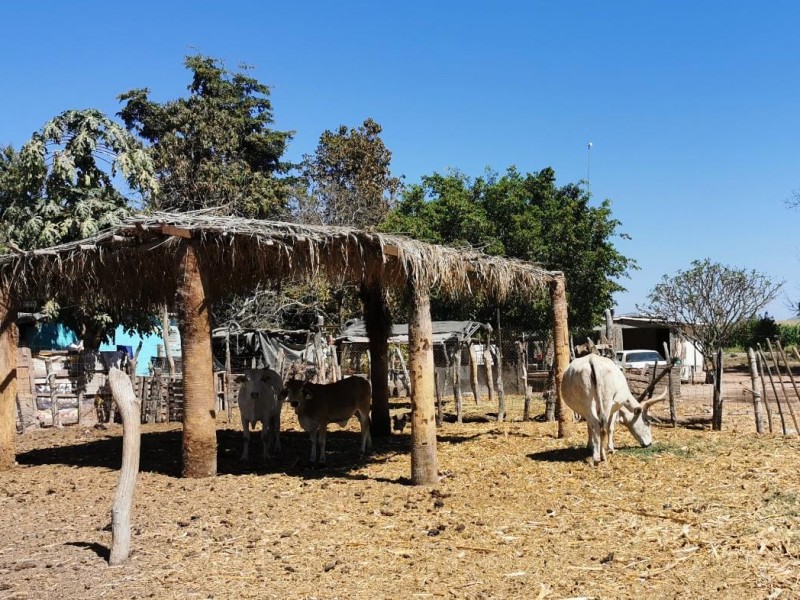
[638,259,783,371]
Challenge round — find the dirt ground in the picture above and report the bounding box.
[1,373,799,600]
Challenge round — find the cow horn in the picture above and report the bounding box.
[640,389,667,412]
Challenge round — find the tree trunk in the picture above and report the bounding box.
[177,242,217,478]
[107,368,141,566]
[360,284,391,438]
[549,276,573,439]
[408,284,438,486]
[0,287,17,471]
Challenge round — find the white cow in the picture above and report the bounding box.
[562,354,665,463]
[281,376,372,464]
[238,368,284,461]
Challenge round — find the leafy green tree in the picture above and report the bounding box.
[297,118,401,227]
[730,313,780,349]
[118,54,294,217]
[0,109,156,249]
[0,109,158,348]
[381,167,635,332]
[639,259,783,365]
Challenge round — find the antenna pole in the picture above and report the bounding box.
[587,141,592,195]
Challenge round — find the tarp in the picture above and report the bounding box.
[212,328,317,372]
[336,319,490,345]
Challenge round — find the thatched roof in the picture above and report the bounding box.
[0,211,561,313]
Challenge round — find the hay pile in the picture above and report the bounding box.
[0,391,798,599]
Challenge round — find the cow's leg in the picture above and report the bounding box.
[241,418,250,461]
[318,423,328,464]
[358,411,372,454]
[309,428,318,463]
[587,419,603,463]
[599,426,609,462]
[607,413,618,454]
[261,422,269,460]
[272,411,281,453]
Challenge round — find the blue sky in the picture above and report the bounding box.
[2,1,799,319]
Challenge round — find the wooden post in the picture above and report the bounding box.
[438,346,450,426]
[712,349,724,431]
[45,358,62,429]
[747,347,764,434]
[408,283,438,486]
[107,368,141,566]
[468,343,480,405]
[759,351,773,433]
[224,331,232,422]
[777,342,800,422]
[662,342,677,427]
[495,308,506,422]
[452,344,463,424]
[177,241,217,478]
[0,288,17,470]
[395,346,410,395]
[434,369,443,427]
[759,345,787,435]
[483,341,496,407]
[161,304,175,378]
[519,340,532,421]
[549,275,573,439]
[361,284,391,438]
[768,340,800,434]
[330,343,340,382]
[604,309,615,351]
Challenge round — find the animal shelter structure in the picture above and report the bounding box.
[0,211,572,485]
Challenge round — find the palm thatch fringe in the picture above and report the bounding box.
[0,211,561,311]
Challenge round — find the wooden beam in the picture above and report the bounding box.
[159,224,193,239]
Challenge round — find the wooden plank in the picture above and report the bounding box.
[158,224,193,239]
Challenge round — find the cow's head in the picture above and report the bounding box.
[281,379,312,409]
[618,389,666,447]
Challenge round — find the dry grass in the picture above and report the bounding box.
[1,389,799,600]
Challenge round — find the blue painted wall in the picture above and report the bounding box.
[100,325,180,376]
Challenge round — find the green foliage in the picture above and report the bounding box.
[0,109,156,249]
[296,118,402,228]
[0,110,158,347]
[641,259,783,362]
[380,166,636,332]
[777,322,800,347]
[118,54,294,217]
[729,313,781,349]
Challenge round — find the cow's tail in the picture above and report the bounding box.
[588,356,605,431]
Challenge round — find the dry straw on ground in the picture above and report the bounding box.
[1,387,799,600]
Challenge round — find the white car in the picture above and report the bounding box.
[614,349,668,371]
